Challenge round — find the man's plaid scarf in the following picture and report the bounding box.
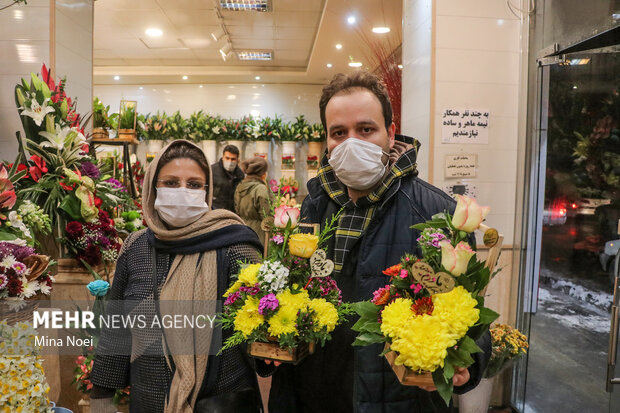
[317,143,419,273]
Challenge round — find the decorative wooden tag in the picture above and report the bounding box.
[483,228,499,248]
[310,249,334,278]
[410,261,455,294]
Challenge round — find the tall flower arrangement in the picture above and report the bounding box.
[484,324,528,378]
[220,203,351,361]
[352,195,499,405]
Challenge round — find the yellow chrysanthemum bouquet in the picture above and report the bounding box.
[220,204,352,363]
[352,195,500,405]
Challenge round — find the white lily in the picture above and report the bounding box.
[39,124,73,150]
[311,130,320,139]
[19,98,55,126]
[212,126,221,134]
[8,211,31,239]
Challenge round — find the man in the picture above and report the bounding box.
[268,72,491,413]
[211,144,244,211]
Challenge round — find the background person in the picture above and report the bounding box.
[234,156,271,246]
[211,144,245,211]
[90,140,270,413]
[268,72,491,413]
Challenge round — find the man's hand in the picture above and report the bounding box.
[263,359,282,367]
[418,367,470,392]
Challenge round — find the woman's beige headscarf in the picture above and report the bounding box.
[142,139,244,412]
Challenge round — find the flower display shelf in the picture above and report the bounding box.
[248,340,315,365]
[384,344,435,387]
[92,127,109,140]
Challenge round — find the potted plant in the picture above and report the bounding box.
[141,112,168,154]
[117,101,137,141]
[92,97,110,139]
[189,111,218,163]
[166,110,188,141]
[279,116,306,170]
[458,323,529,413]
[223,117,250,159]
[306,122,325,169]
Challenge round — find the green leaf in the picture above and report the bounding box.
[476,307,500,325]
[442,362,454,381]
[352,317,382,334]
[0,231,18,241]
[351,301,380,319]
[447,347,475,367]
[79,259,102,281]
[459,335,482,354]
[59,193,83,221]
[432,369,453,407]
[352,332,384,346]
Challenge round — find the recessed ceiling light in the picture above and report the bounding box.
[139,86,143,90]
[255,76,261,80]
[182,75,188,80]
[227,94,236,100]
[326,63,333,68]
[397,64,403,69]
[220,0,269,12]
[237,50,273,61]
[335,43,342,50]
[372,27,390,34]
[199,85,203,88]
[348,62,362,68]
[347,16,356,24]
[145,28,163,37]
[114,75,120,80]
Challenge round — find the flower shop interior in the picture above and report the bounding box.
[1,0,620,412]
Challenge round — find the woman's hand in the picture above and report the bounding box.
[418,366,470,392]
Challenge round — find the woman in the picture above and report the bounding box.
[90,140,270,413]
[234,157,271,246]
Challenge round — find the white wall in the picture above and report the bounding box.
[93,83,323,123]
[0,0,50,161]
[433,0,521,244]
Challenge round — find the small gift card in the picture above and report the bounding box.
[310,249,334,278]
[410,261,455,294]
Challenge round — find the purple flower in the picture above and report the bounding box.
[272,234,284,245]
[258,293,279,315]
[0,243,35,261]
[105,178,128,192]
[224,291,241,306]
[79,161,101,179]
[98,236,111,248]
[12,262,27,275]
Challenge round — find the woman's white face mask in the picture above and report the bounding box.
[328,138,389,190]
[154,187,209,227]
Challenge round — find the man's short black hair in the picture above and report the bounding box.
[223,144,240,156]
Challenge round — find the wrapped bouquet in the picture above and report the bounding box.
[220,205,352,363]
[352,195,500,404]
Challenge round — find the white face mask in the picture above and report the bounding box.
[223,160,237,172]
[328,138,389,190]
[154,187,209,227]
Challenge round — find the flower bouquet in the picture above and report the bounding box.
[220,205,352,363]
[63,210,121,270]
[484,323,528,378]
[351,195,500,405]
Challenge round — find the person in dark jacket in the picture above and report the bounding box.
[211,144,245,211]
[235,156,271,246]
[268,72,491,413]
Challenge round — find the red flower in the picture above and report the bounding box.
[94,196,102,208]
[28,155,48,183]
[79,244,102,266]
[7,277,23,296]
[411,297,434,316]
[382,263,402,277]
[65,221,84,239]
[59,179,75,191]
[371,285,392,306]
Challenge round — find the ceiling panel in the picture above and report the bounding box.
[233,39,275,49]
[174,24,222,37]
[163,9,219,26]
[222,12,274,27]
[275,38,312,50]
[274,12,320,28]
[276,49,311,61]
[227,25,275,39]
[275,0,323,12]
[140,37,186,49]
[96,0,161,11]
[275,27,317,41]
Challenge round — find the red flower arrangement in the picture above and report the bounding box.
[281,155,295,169]
[306,155,319,169]
[64,211,121,267]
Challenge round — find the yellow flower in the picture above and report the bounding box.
[234,297,264,338]
[268,305,299,337]
[224,280,243,297]
[276,289,310,312]
[380,298,414,339]
[238,263,261,286]
[432,286,479,339]
[308,299,339,332]
[288,233,319,258]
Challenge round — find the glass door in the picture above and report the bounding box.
[519,50,620,413]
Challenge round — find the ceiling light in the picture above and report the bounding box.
[182,75,188,80]
[237,50,273,61]
[199,85,203,88]
[335,43,342,50]
[397,64,403,69]
[219,43,233,61]
[114,75,120,80]
[220,0,270,12]
[145,28,163,37]
[255,76,261,80]
[326,63,333,68]
[211,28,225,42]
[372,27,390,33]
[347,16,356,24]
[348,62,362,68]
[227,94,236,100]
[13,10,23,20]
[139,86,143,90]
[572,85,578,89]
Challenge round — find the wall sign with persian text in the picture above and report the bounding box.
[445,154,477,178]
[441,108,489,144]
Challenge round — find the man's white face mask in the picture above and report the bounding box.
[154,187,209,227]
[223,160,237,172]
[328,138,389,190]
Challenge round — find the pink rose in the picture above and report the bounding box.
[440,240,475,276]
[274,205,300,228]
[452,195,491,233]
